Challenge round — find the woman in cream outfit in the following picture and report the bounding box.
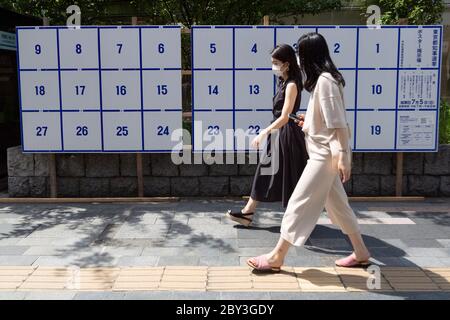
[248,32,371,270]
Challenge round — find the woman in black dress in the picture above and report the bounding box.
[226,44,309,227]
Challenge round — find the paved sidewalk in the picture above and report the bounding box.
[0,198,449,299]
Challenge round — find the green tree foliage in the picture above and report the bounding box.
[376,0,444,24]
[440,99,450,144]
[0,0,110,24]
[130,0,343,26]
[0,0,343,26]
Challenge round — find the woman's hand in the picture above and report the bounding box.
[297,114,305,127]
[251,129,268,149]
[337,152,351,183]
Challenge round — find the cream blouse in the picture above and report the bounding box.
[302,72,352,166]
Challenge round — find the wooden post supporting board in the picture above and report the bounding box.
[132,16,145,197]
[42,16,58,198]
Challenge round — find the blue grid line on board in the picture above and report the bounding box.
[97,27,105,151]
[273,28,277,96]
[21,149,183,153]
[232,27,236,152]
[16,28,25,151]
[191,26,195,151]
[56,28,64,151]
[18,24,443,31]
[354,148,438,152]
[394,27,401,150]
[20,66,372,72]
[353,27,359,150]
[138,27,144,151]
[16,29,25,152]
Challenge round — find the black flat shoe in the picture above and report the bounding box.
[226,210,254,227]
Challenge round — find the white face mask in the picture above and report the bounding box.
[272,64,284,77]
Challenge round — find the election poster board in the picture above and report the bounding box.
[16,25,182,153]
[191,25,442,153]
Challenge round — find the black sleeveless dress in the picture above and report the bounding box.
[250,77,309,208]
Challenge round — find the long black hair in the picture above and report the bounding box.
[296,32,345,92]
[271,44,303,92]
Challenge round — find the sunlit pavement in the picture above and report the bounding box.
[0,198,449,300]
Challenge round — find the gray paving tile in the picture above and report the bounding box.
[355,210,392,219]
[360,225,449,239]
[24,291,77,300]
[72,292,126,300]
[236,228,280,240]
[404,256,447,267]
[0,238,23,246]
[437,239,450,247]
[438,257,450,266]
[100,246,144,257]
[199,255,240,266]
[50,237,99,246]
[220,292,271,300]
[23,246,70,256]
[141,247,180,256]
[33,255,118,267]
[296,246,350,257]
[369,247,407,258]
[307,238,352,249]
[226,247,275,256]
[0,292,26,300]
[405,248,449,258]
[168,225,237,239]
[237,238,279,247]
[0,246,29,255]
[73,292,112,300]
[0,223,37,237]
[268,292,310,300]
[0,255,38,266]
[113,224,169,239]
[364,237,408,250]
[172,292,220,300]
[157,256,199,266]
[123,291,174,300]
[117,256,159,267]
[101,292,128,300]
[370,257,418,267]
[188,217,222,225]
[164,237,237,251]
[17,237,60,246]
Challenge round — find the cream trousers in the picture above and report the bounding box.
[280,135,360,246]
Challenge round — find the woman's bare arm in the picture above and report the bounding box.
[261,82,297,135]
[335,127,351,182]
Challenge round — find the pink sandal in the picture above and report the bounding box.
[335,254,371,268]
[247,255,281,272]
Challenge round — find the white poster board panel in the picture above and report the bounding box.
[17,26,182,153]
